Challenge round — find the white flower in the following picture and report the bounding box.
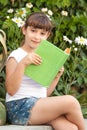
[26,2,33,8]
[63,35,72,44]
[41,8,48,12]
[16,8,26,18]
[48,10,53,16]
[74,48,78,51]
[61,10,68,16]
[46,14,51,21]
[12,17,25,27]
[7,8,14,13]
[84,39,87,45]
[18,20,25,27]
[75,36,87,46]
[67,39,72,44]
[63,36,69,41]
[6,16,10,19]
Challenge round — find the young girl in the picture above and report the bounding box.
[5,12,85,130]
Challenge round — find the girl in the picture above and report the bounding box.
[5,12,85,130]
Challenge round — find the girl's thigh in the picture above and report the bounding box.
[28,95,79,125]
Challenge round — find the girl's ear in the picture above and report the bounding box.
[47,32,51,38]
[21,26,26,35]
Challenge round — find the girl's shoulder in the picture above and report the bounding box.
[8,48,28,62]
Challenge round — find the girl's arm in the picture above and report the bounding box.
[5,53,42,96]
[5,57,26,96]
[47,67,64,96]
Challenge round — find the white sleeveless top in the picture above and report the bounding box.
[6,48,47,102]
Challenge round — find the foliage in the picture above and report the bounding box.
[0,0,87,117]
[0,69,6,105]
[0,101,6,125]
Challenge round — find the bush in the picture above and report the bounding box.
[0,102,6,125]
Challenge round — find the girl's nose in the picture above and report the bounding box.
[34,33,40,40]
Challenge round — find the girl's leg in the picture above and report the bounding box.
[48,115,78,130]
[28,95,85,130]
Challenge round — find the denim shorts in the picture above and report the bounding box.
[6,97,39,125]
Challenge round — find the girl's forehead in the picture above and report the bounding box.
[28,26,48,32]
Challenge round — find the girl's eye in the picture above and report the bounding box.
[41,32,45,35]
[31,29,36,32]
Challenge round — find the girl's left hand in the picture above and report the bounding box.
[55,67,64,78]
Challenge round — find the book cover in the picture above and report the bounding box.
[25,40,70,87]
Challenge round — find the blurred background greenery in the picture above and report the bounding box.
[0,0,87,118]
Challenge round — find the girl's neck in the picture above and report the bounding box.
[21,44,35,53]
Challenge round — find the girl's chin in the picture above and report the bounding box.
[29,44,39,49]
[33,43,40,47]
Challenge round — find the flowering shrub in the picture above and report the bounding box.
[0,0,87,117]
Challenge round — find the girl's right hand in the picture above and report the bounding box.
[21,52,42,67]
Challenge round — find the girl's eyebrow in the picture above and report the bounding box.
[28,26,48,33]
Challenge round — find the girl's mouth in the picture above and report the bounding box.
[32,40,40,44]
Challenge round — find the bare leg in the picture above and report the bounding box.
[48,115,78,130]
[28,95,85,130]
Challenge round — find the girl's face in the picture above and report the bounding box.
[22,26,50,50]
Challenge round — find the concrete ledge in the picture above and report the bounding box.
[0,119,87,130]
[0,125,53,130]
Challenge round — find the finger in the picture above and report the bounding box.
[32,58,42,65]
[32,57,42,65]
[33,53,42,60]
[59,67,64,72]
[32,54,42,65]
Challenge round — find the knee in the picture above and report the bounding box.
[65,95,81,110]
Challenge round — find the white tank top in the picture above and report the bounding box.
[6,48,47,102]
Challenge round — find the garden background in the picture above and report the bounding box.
[0,0,87,118]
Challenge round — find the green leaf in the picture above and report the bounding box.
[0,0,9,5]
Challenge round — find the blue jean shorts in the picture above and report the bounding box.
[6,97,39,125]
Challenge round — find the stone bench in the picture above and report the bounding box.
[0,125,53,130]
[0,119,87,130]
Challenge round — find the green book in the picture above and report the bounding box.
[25,40,70,87]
